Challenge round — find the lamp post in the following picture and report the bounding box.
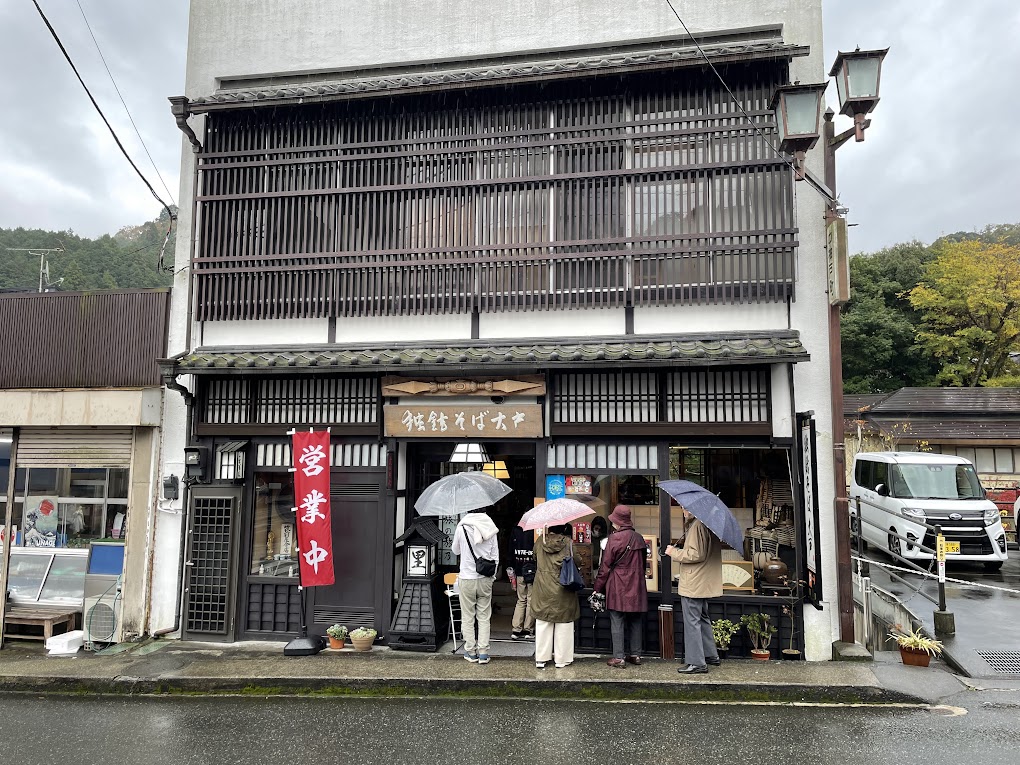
[771,47,888,644]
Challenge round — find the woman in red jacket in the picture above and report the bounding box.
[592,505,648,668]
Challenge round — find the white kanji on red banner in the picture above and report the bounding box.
[291,430,335,586]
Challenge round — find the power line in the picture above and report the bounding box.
[30,0,175,272]
[662,0,837,206]
[75,0,176,205]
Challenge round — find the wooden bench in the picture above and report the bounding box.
[4,606,79,641]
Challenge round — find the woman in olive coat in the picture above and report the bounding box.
[531,524,581,669]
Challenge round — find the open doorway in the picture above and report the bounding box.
[406,441,536,643]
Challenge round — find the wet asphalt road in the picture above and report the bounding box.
[0,694,1017,765]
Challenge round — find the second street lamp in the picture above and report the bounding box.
[829,47,889,141]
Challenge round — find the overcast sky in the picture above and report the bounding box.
[1,1,1017,255]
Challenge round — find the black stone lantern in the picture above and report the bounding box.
[389,518,450,651]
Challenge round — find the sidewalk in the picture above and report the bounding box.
[0,638,976,706]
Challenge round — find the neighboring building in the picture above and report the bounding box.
[158,1,842,660]
[845,388,1020,545]
[0,289,169,641]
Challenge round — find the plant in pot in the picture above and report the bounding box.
[712,619,740,659]
[780,605,801,660]
[349,626,378,652]
[325,624,348,650]
[888,625,943,667]
[740,613,777,660]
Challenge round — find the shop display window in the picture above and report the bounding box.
[6,548,88,606]
[251,472,299,578]
[4,467,130,549]
[667,447,795,594]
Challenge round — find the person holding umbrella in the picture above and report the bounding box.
[665,505,723,674]
[531,524,580,669]
[592,505,647,668]
[451,509,500,665]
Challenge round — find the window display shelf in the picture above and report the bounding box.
[6,548,87,608]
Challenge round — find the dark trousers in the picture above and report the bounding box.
[609,610,643,660]
[680,596,718,668]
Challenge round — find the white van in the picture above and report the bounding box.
[850,452,1008,571]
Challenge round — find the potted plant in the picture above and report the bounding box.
[780,605,801,660]
[712,619,740,659]
[349,626,378,652]
[740,613,777,660]
[888,625,943,667]
[325,624,348,650]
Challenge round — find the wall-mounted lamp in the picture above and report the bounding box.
[829,47,888,142]
[162,474,180,501]
[449,442,489,464]
[769,81,828,179]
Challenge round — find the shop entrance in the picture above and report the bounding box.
[407,441,537,642]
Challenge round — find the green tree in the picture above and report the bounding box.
[908,240,1020,386]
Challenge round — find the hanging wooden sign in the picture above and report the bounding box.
[384,404,543,438]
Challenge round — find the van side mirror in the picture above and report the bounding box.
[875,483,890,497]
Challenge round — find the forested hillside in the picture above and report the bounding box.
[842,223,1020,393]
[0,206,176,292]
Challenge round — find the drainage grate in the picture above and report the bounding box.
[977,650,1020,674]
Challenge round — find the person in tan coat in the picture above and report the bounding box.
[665,507,723,674]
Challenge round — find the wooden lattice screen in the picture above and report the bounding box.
[194,65,797,320]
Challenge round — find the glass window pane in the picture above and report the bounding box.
[994,449,1013,473]
[7,551,51,601]
[108,469,129,499]
[106,504,127,540]
[251,473,298,577]
[956,447,976,465]
[69,468,107,498]
[59,503,103,547]
[975,448,996,473]
[38,553,87,602]
[27,468,59,494]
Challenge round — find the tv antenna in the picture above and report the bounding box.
[4,247,65,292]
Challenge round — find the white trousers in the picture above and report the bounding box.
[535,619,574,666]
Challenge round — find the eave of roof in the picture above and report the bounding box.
[166,331,809,376]
[184,30,808,113]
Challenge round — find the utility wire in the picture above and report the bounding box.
[30,0,175,272]
[662,0,837,206]
[75,0,176,205]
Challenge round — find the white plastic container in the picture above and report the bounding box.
[46,629,84,655]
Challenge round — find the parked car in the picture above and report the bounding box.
[850,452,1008,571]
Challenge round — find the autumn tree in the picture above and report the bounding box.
[908,240,1020,387]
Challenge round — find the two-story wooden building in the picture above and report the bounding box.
[157,0,842,660]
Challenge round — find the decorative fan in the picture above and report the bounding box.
[721,561,755,592]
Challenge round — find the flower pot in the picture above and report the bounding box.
[328,636,345,650]
[716,648,729,660]
[350,635,375,652]
[898,646,931,667]
[751,649,771,661]
[781,648,802,661]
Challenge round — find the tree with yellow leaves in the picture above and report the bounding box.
[908,240,1020,387]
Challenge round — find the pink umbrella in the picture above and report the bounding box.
[518,498,595,531]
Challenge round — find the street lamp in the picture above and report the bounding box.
[769,82,828,179]
[829,47,888,142]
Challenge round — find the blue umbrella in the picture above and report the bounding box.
[658,479,744,552]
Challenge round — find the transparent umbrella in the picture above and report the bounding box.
[414,471,512,517]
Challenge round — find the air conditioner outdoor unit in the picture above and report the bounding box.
[83,590,120,647]
[83,542,125,649]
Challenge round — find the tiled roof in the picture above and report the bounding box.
[843,393,891,418]
[186,37,807,111]
[871,387,1020,414]
[170,332,809,375]
[869,416,1020,441]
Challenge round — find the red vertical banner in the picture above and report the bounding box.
[291,430,335,587]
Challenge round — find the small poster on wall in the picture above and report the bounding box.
[24,496,59,548]
[545,475,566,500]
[565,475,592,496]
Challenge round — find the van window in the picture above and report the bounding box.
[855,459,872,489]
[888,462,983,499]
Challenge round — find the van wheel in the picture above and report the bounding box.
[850,515,868,550]
[983,561,1004,572]
[887,529,902,559]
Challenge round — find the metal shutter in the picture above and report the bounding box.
[16,428,134,467]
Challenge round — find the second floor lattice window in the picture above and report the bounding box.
[195,64,797,321]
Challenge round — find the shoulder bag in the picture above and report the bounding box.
[462,528,497,577]
[559,540,586,592]
[587,532,637,612]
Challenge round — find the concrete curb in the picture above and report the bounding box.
[0,673,928,705]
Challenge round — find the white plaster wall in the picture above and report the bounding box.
[184,1,822,99]
[633,302,790,335]
[201,318,330,347]
[771,364,794,440]
[335,314,471,345]
[480,307,622,340]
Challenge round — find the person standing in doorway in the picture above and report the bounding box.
[531,524,580,669]
[509,525,536,640]
[451,509,499,665]
[666,506,723,674]
[593,505,647,668]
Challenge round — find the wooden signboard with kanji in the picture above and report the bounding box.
[383,404,543,439]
